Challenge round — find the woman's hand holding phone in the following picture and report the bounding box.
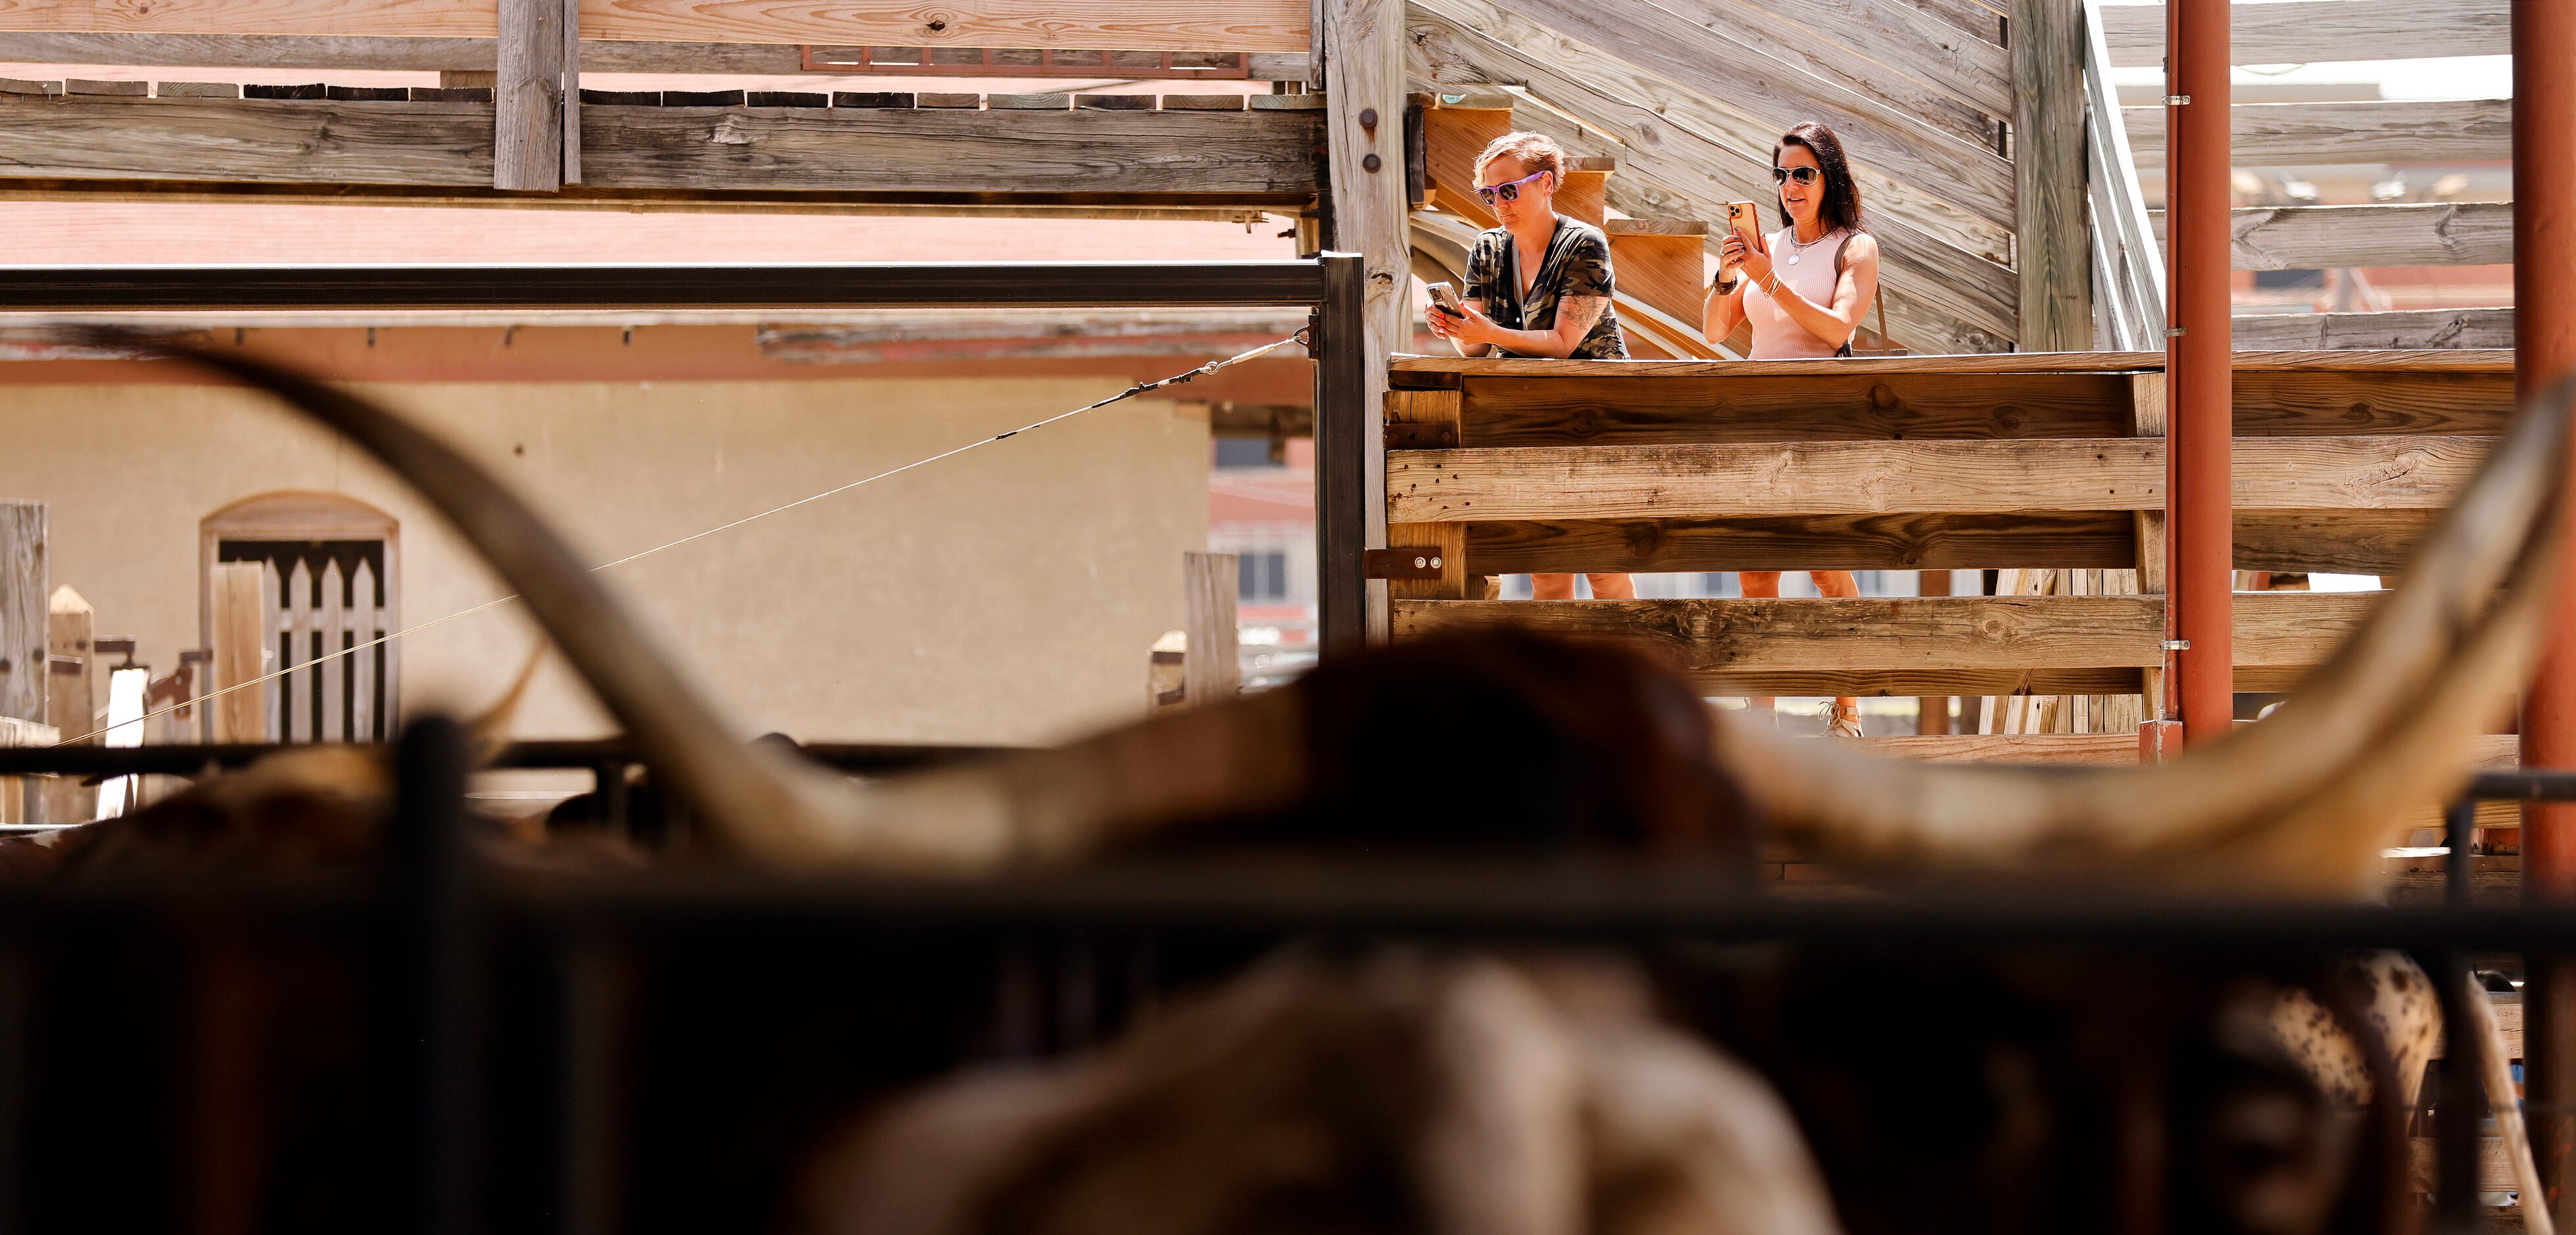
[1723,231,1774,288]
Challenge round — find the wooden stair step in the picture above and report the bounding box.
[1603,217,1713,349]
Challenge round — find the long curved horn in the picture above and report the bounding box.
[1731,377,2573,898]
[111,334,1305,870]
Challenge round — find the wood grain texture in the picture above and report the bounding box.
[0,501,41,727]
[1450,372,2135,444]
[1387,439,2166,521]
[497,0,565,191]
[2231,435,2494,510]
[1182,551,1240,706]
[2231,368,2515,435]
[2230,308,2515,353]
[2099,0,2506,67]
[1386,389,1467,599]
[1465,512,2136,573]
[1859,731,2140,763]
[1325,0,1408,636]
[2123,99,2514,171]
[2231,589,2373,690]
[0,30,801,72]
[2148,202,2516,272]
[0,96,1327,199]
[1603,229,1707,333]
[2012,0,2087,351]
[1652,0,2008,147]
[1389,349,2510,379]
[210,562,266,744]
[0,0,1315,51]
[1404,0,2020,269]
[41,585,91,823]
[2233,509,2437,574]
[1471,0,2017,231]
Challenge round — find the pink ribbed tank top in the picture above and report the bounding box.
[1743,226,1849,360]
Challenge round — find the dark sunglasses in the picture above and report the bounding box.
[1474,169,1551,206]
[1771,166,1824,186]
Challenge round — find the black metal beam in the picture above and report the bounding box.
[0,260,1330,311]
[1313,251,1369,658]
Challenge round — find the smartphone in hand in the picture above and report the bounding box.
[1722,201,1760,278]
[1426,281,1465,320]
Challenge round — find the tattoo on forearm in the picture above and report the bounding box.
[1559,296,1607,338]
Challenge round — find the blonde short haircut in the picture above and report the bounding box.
[1472,131,1565,185]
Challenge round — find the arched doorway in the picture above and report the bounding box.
[200,492,399,742]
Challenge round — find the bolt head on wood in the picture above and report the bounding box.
[1359,107,1379,129]
[1413,556,1428,569]
[1363,153,1382,172]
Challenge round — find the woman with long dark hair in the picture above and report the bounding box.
[1703,122,1883,738]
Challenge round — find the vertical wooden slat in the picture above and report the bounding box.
[2013,0,2091,349]
[1384,389,1469,600]
[352,558,378,743]
[496,0,565,191]
[210,563,266,743]
[43,585,94,823]
[0,502,43,825]
[1916,569,1953,735]
[1323,0,1406,639]
[1182,552,1242,708]
[285,558,314,743]
[320,558,347,742]
[560,0,581,184]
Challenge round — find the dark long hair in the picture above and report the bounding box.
[1773,122,1867,235]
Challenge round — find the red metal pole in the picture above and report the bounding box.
[2519,0,2576,1217]
[2170,0,2233,744]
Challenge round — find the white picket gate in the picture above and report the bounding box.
[251,549,394,744]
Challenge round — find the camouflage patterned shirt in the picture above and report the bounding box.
[1463,217,1628,360]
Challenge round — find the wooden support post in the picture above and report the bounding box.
[1384,389,1468,601]
[1322,0,1406,641]
[559,0,579,185]
[2520,0,2576,1220]
[41,585,93,824]
[495,0,564,191]
[210,562,267,743]
[2114,371,2167,742]
[0,502,42,825]
[1182,552,1240,708]
[1916,569,1953,735]
[2012,0,2090,351]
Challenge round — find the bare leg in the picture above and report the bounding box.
[1738,571,1780,727]
[1812,570,1863,735]
[1586,573,1636,600]
[1530,573,1578,600]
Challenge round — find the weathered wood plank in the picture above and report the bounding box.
[1387,440,2166,521]
[2233,368,2515,435]
[2148,202,2516,272]
[0,0,1315,51]
[2235,509,2437,574]
[2232,590,2373,691]
[1467,0,2016,233]
[1859,731,2139,763]
[1389,435,2487,521]
[209,562,266,744]
[1182,551,1240,707]
[1390,351,2160,378]
[41,584,91,824]
[496,0,565,191]
[2124,99,2514,171]
[1465,512,2136,573]
[1650,0,2009,148]
[2099,0,2508,68]
[2231,308,2515,353]
[1447,371,2135,443]
[1326,0,1407,639]
[0,502,45,732]
[2231,435,2493,510]
[2013,0,2089,351]
[0,95,1326,200]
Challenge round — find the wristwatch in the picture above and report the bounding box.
[1713,274,1739,293]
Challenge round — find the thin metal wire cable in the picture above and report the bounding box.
[54,332,1305,746]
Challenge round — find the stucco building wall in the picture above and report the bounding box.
[0,374,1208,746]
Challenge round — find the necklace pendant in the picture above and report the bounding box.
[1786,254,1800,265]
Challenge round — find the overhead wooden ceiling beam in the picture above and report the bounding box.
[2097,0,2507,68]
[0,32,1315,78]
[0,0,1313,51]
[0,94,1326,204]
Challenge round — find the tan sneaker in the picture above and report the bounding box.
[1821,701,1863,739]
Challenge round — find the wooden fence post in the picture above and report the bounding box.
[495,0,566,191]
[1916,569,1953,735]
[2013,0,2091,350]
[1323,0,1406,641]
[1183,552,1241,708]
[210,562,268,742]
[0,502,44,824]
[42,585,93,823]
